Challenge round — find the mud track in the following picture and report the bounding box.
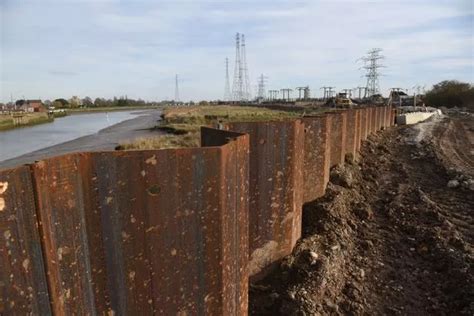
[432,113,474,177]
[250,114,474,315]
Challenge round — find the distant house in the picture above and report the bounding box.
[18,100,46,112]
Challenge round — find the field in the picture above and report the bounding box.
[121,105,302,150]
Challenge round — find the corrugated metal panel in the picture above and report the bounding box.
[345,109,358,159]
[225,120,304,282]
[29,128,249,315]
[0,166,51,315]
[327,111,347,167]
[302,115,331,202]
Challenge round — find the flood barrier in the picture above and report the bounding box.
[223,120,304,282]
[1,106,393,315]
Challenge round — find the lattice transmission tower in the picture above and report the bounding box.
[174,74,180,102]
[224,58,232,101]
[231,33,251,102]
[257,74,267,100]
[232,33,242,101]
[240,34,251,101]
[359,48,385,98]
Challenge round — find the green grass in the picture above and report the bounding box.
[0,113,54,131]
[52,111,68,118]
[121,105,301,150]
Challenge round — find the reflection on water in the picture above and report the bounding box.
[0,111,138,162]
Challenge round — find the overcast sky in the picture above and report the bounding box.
[1,0,473,102]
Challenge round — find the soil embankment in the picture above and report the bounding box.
[250,114,474,315]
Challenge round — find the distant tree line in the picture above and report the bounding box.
[47,96,160,109]
[425,80,474,111]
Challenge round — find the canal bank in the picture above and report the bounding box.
[0,110,163,169]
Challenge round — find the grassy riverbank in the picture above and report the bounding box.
[0,113,54,131]
[120,105,301,150]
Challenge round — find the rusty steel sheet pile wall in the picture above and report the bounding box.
[302,115,331,202]
[378,107,384,130]
[360,108,369,141]
[327,111,347,167]
[0,167,51,315]
[355,109,362,152]
[370,107,377,134]
[386,106,392,127]
[344,109,359,159]
[1,128,249,315]
[225,120,304,281]
[1,106,396,315]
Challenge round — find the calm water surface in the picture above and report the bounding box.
[0,111,139,162]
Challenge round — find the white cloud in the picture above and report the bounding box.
[1,0,472,101]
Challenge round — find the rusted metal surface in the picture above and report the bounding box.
[386,106,392,128]
[360,108,369,141]
[31,153,105,315]
[354,108,362,153]
[344,109,358,159]
[302,115,331,202]
[370,107,377,134]
[0,166,51,315]
[377,107,383,130]
[201,127,250,314]
[327,111,347,167]
[381,106,387,129]
[374,107,380,130]
[225,120,304,282]
[28,128,249,315]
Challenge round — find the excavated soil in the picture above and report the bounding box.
[249,114,474,315]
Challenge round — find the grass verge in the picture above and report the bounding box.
[121,105,303,150]
[0,113,54,131]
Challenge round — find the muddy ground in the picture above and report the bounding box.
[250,113,474,315]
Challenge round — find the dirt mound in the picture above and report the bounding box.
[249,118,474,315]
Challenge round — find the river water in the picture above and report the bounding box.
[0,111,139,162]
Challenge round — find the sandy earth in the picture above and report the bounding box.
[0,110,163,169]
[250,113,474,315]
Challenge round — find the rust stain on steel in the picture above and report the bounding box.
[374,107,380,131]
[387,106,392,127]
[377,107,383,130]
[201,127,249,314]
[344,109,358,159]
[327,111,347,167]
[0,166,51,315]
[31,153,102,315]
[380,107,385,129]
[370,107,377,134]
[301,115,331,202]
[225,120,304,282]
[360,108,369,141]
[354,109,362,153]
[30,129,249,315]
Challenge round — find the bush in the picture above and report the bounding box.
[425,80,474,111]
